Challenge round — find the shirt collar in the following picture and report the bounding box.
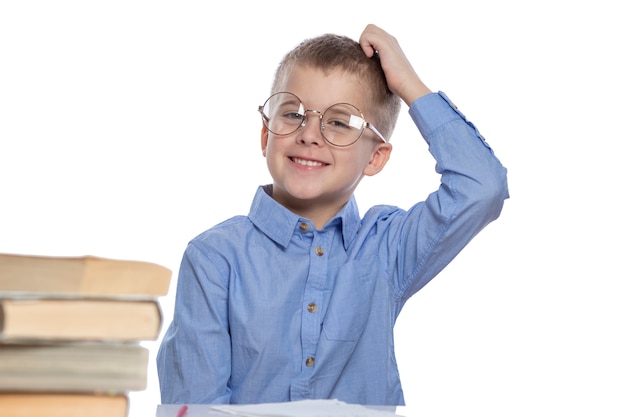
[248,185,360,250]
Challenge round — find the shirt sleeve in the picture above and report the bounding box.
[156,241,232,404]
[391,91,509,299]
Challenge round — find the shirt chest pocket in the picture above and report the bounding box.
[322,262,378,342]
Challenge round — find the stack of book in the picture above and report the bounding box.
[0,253,172,417]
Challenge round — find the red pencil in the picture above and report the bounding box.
[175,405,188,417]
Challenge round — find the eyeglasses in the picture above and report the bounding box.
[258,92,387,147]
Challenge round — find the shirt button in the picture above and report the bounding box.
[315,246,324,256]
[299,222,309,231]
[307,303,317,313]
[305,357,315,367]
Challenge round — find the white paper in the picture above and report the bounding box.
[206,399,402,417]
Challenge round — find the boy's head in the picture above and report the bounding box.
[271,33,401,141]
[260,32,400,229]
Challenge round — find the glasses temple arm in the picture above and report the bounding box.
[365,122,388,143]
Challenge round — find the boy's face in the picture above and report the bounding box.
[261,64,392,219]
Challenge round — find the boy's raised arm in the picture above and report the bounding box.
[359,24,431,106]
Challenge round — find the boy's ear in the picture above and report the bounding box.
[260,125,269,157]
[363,143,392,176]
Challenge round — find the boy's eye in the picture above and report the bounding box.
[325,118,351,130]
[323,106,363,132]
[284,111,304,121]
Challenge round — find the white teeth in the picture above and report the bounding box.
[292,157,324,167]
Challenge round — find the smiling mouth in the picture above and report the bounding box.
[291,157,327,167]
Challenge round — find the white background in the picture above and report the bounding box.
[1,1,624,416]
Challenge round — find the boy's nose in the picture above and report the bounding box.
[298,111,324,146]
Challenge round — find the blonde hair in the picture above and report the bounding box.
[271,34,401,141]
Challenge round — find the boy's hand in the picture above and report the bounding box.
[359,24,431,105]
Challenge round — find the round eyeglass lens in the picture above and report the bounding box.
[320,103,366,146]
[261,92,305,136]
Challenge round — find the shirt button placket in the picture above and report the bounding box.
[300,234,327,378]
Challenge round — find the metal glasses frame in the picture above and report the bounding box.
[258,92,388,147]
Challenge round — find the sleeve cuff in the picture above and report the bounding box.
[408,91,478,141]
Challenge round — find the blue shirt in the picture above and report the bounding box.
[157,92,509,405]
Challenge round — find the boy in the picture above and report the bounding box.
[157,24,508,405]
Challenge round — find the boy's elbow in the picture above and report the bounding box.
[473,167,509,221]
